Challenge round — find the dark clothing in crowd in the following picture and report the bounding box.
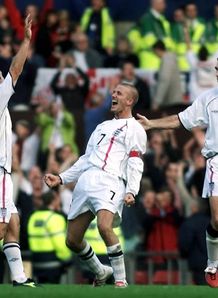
[51,68,89,111]
[86,11,102,53]
[133,77,151,110]
[16,191,34,253]
[104,53,139,68]
[179,212,210,285]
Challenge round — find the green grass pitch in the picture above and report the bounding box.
[0,285,218,298]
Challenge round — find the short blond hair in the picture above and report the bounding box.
[119,82,139,107]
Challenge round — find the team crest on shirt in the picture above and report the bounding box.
[113,124,127,137]
[0,207,7,218]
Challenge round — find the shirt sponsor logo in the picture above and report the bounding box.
[211,110,218,113]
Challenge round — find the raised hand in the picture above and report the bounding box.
[137,113,152,130]
[24,14,32,41]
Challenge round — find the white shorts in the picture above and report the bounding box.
[0,170,17,223]
[202,155,218,198]
[67,168,126,227]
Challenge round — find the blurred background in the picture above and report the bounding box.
[0,0,215,286]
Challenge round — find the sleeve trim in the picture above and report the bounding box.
[178,113,190,131]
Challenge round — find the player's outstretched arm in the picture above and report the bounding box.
[44,173,62,188]
[9,14,32,84]
[137,113,181,130]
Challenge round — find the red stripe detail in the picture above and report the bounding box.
[102,136,115,170]
[2,172,6,223]
[129,150,141,158]
[102,123,127,171]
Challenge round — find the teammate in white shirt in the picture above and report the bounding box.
[44,83,147,288]
[0,15,37,287]
[137,59,218,287]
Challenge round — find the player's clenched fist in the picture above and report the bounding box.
[124,193,135,207]
[44,173,62,188]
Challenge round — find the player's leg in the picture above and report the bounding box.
[97,209,127,287]
[205,196,218,273]
[0,171,28,285]
[0,222,7,240]
[66,211,108,281]
[3,213,28,283]
[1,172,37,287]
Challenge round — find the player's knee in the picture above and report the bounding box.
[0,225,7,240]
[97,222,112,240]
[66,235,79,252]
[212,218,218,231]
[0,232,4,241]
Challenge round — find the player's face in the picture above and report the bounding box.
[111,85,132,117]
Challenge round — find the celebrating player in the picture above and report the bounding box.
[137,58,218,287]
[44,83,147,288]
[0,15,37,287]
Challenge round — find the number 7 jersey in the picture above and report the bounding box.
[60,117,147,196]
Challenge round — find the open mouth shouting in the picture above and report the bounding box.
[112,99,118,106]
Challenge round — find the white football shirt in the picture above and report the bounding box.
[178,86,218,158]
[0,73,15,173]
[60,117,147,196]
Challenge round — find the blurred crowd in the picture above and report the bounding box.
[0,0,215,285]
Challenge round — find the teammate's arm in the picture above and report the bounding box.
[9,14,32,85]
[137,113,181,131]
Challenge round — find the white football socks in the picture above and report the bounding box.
[3,242,26,282]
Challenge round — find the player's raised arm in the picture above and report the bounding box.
[9,14,32,85]
[137,113,181,130]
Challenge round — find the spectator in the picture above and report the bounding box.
[120,61,151,110]
[4,0,54,42]
[146,188,182,264]
[54,10,72,54]
[135,189,156,270]
[35,101,79,171]
[68,32,103,71]
[27,191,72,283]
[171,7,186,71]
[0,5,13,44]
[128,0,174,70]
[152,40,184,110]
[184,25,217,103]
[14,167,45,264]
[187,148,206,199]
[80,0,115,56]
[84,91,111,143]
[143,130,167,191]
[0,41,12,76]
[163,162,184,214]
[179,200,209,284]
[34,9,59,66]
[50,54,89,112]
[104,36,139,68]
[206,4,218,55]
[12,120,40,174]
[174,2,206,72]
